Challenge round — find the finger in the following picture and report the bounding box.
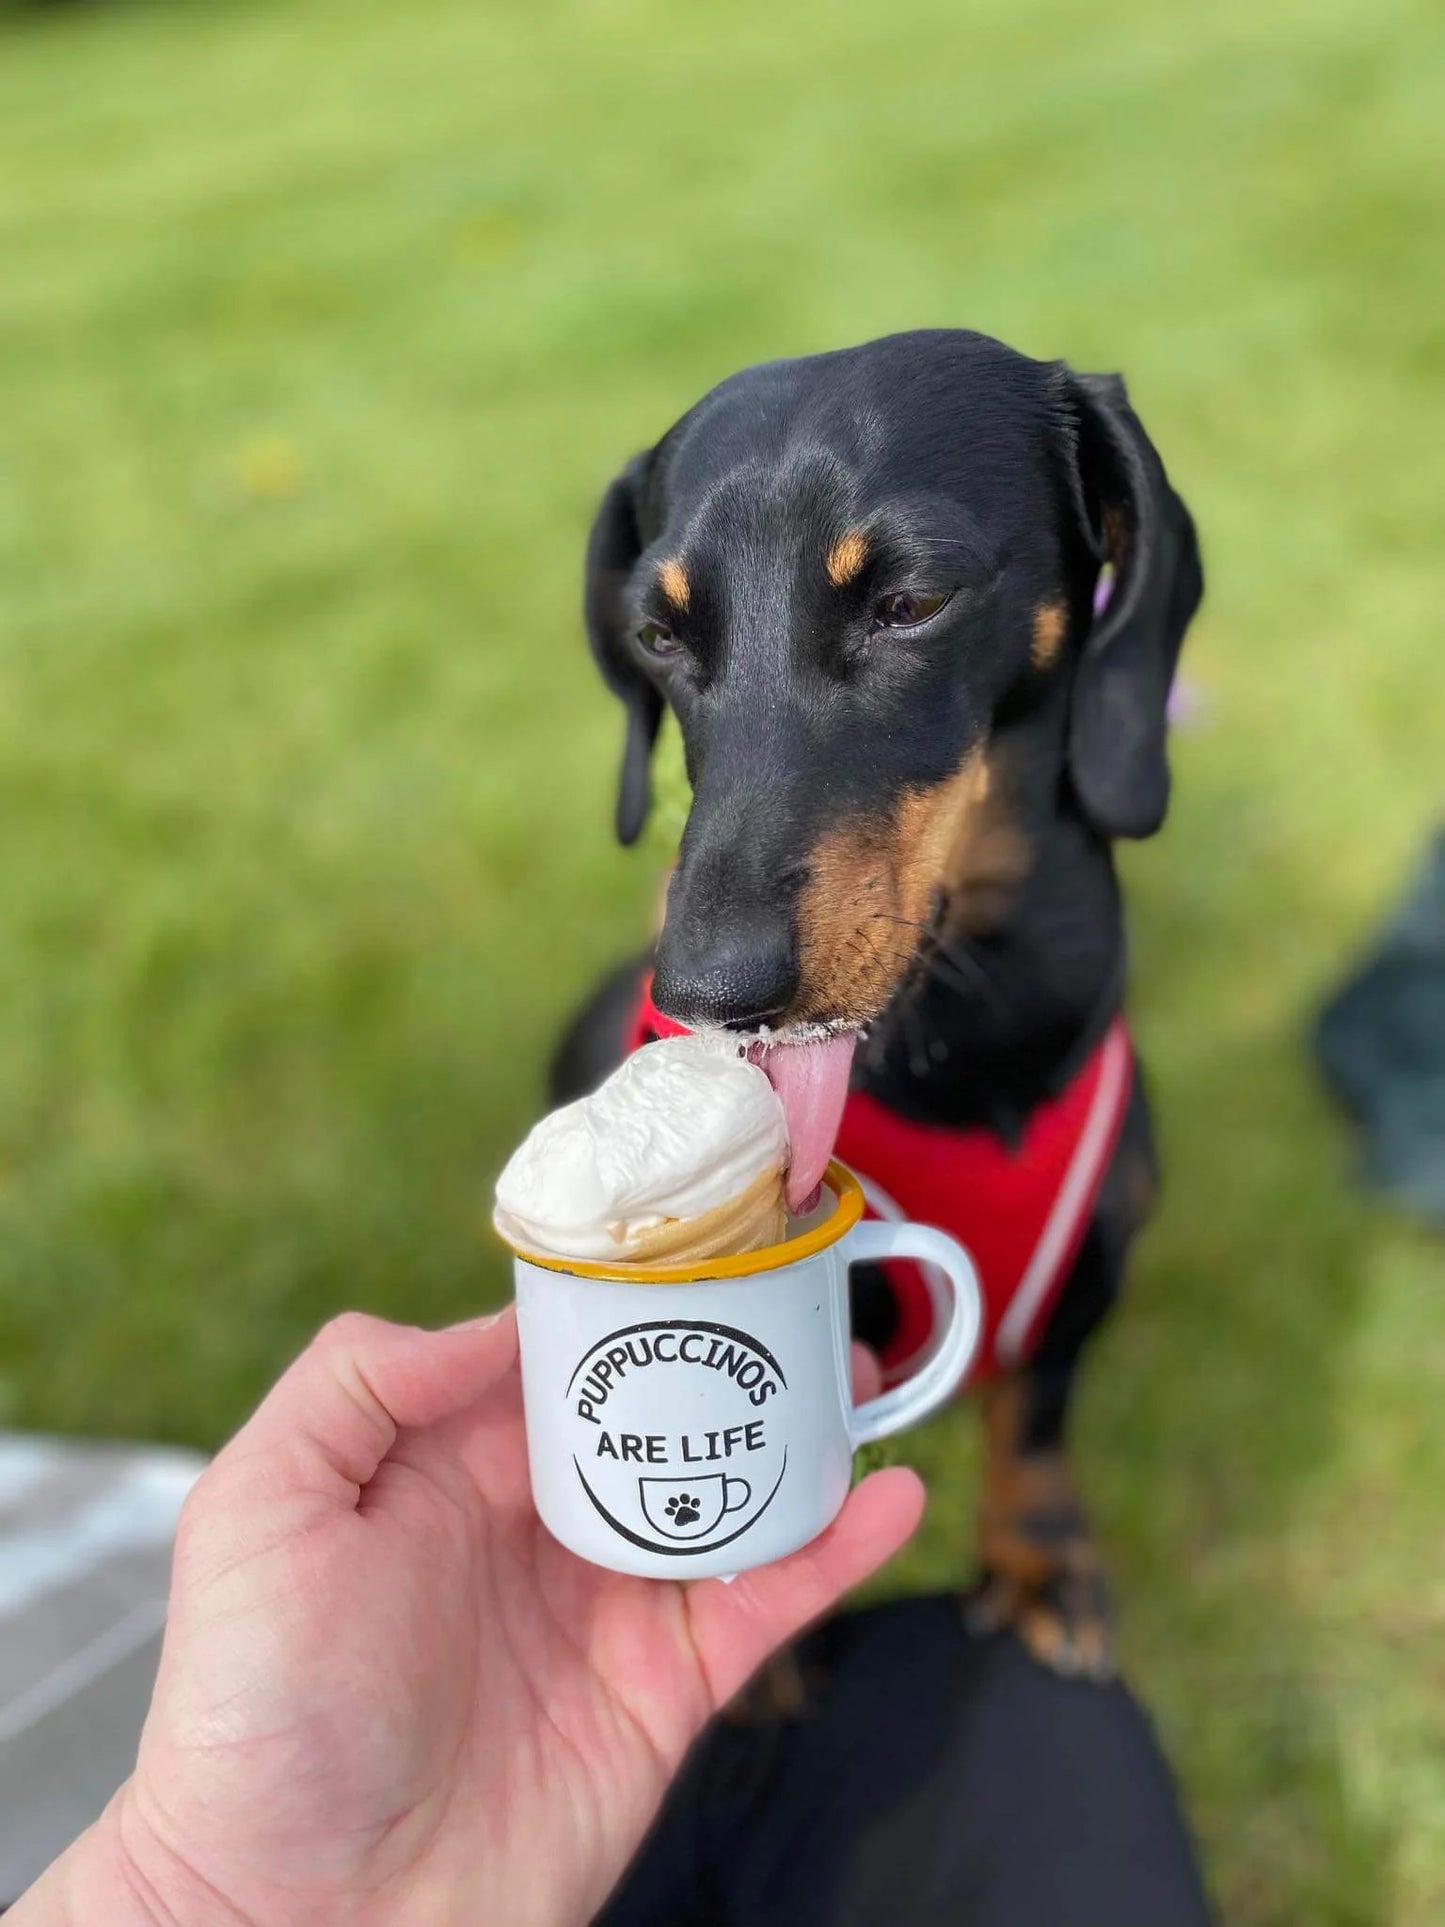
[849,1341,882,1405]
[684,1466,925,1709]
[221,1307,518,1496]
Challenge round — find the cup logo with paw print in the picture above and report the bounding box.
[565,1319,790,1556]
[639,1474,751,1540]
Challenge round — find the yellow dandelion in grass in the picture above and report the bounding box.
[230,433,304,502]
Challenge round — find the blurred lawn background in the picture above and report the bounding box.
[1,0,1442,1917]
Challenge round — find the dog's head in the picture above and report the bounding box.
[585,329,1200,1051]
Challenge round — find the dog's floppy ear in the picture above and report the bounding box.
[584,449,663,846]
[1065,372,1203,840]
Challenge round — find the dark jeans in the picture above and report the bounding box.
[599,1597,1212,1927]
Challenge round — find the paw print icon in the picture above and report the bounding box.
[639,1473,752,1541]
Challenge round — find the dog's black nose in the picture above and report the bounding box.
[652,928,799,1031]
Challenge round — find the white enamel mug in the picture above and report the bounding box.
[499,1162,981,1580]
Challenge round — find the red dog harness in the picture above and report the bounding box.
[627,983,1134,1389]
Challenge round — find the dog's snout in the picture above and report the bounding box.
[652,924,799,1031]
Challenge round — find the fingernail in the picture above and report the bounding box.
[443,1306,511,1333]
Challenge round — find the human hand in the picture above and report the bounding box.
[20,1308,922,1927]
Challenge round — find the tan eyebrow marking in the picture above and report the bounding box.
[1031,602,1066,670]
[657,559,690,611]
[825,529,869,587]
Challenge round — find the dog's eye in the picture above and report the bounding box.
[872,591,950,630]
[637,621,682,658]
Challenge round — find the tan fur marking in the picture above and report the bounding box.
[792,747,1028,1024]
[941,757,1030,937]
[1031,602,1066,670]
[978,1378,1088,1582]
[794,818,905,1028]
[657,558,690,610]
[824,529,869,587]
[896,750,1030,939]
[973,1374,1112,1676]
[892,750,994,930]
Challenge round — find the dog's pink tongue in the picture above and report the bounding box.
[756,1034,858,1214]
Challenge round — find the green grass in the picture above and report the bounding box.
[1,0,1442,1916]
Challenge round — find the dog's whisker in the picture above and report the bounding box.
[869,912,1010,1015]
[897,997,933,1079]
[930,945,1009,1014]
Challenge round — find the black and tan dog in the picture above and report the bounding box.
[552,329,1201,1675]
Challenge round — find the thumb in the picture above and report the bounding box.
[682,1466,925,1709]
[219,1307,518,1498]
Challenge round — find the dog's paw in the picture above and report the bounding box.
[966,1450,1116,1681]
[963,1561,1115,1682]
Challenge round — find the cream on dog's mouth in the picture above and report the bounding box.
[656,1015,863,1217]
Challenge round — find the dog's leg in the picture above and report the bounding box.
[966,1072,1156,1679]
[967,1361,1114,1678]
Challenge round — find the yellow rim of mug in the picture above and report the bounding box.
[494,1160,866,1284]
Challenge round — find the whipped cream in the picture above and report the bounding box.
[494,1034,788,1260]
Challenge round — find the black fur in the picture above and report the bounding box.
[558,328,1200,1535]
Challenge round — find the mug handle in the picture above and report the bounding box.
[722,1476,751,1517]
[845,1221,982,1448]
